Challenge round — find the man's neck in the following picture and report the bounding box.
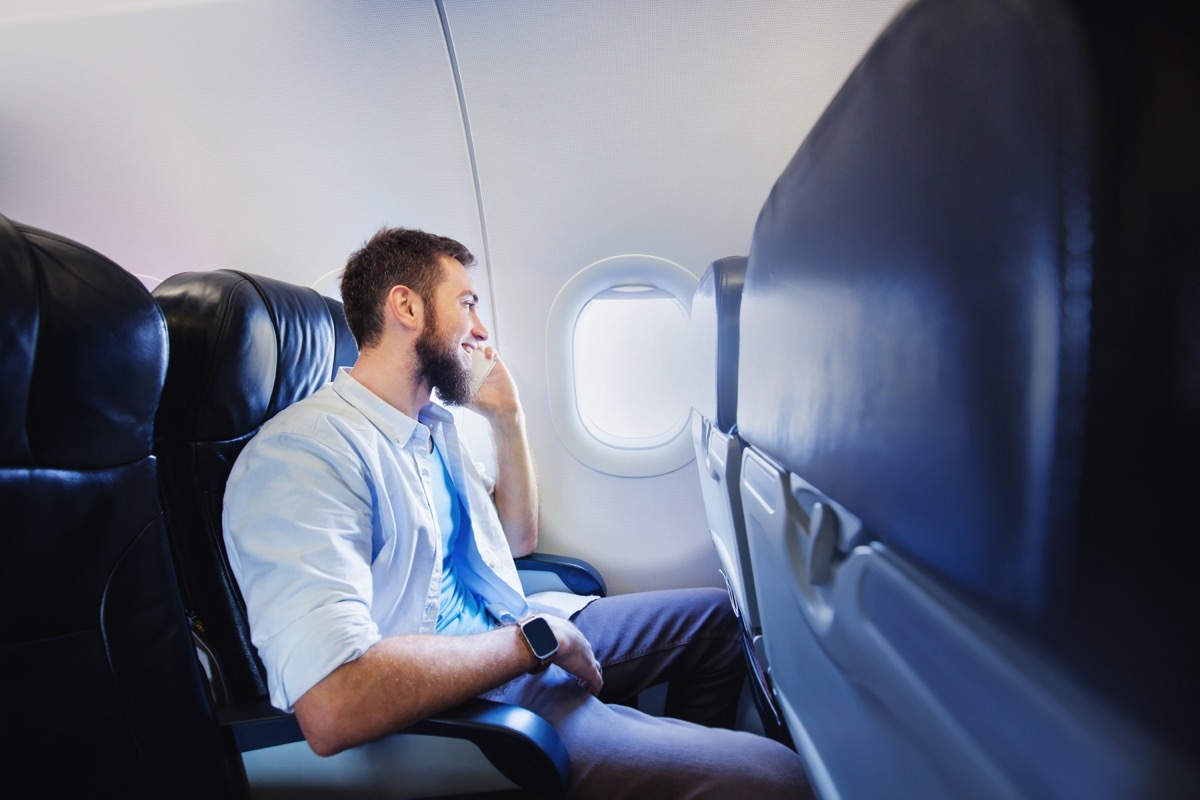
[348,346,431,419]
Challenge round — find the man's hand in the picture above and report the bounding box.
[543,615,604,696]
[469,347,520,419]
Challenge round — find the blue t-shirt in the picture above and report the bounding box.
[431,441,493,636]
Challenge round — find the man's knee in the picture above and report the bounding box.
[686,586,741,640]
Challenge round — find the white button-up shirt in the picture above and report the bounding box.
[222,368,591,712]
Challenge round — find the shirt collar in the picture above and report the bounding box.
[331,367,431,446]
[330,368,459,447]
[418,402,454,426]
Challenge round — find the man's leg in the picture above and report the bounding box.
[485,663,812,799]
[569,587,745,728]
[481,586,813,797]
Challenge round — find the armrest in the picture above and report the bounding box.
[516,552,607,598]
[220,697,569,791]
[411,697,569,790]
[219,699,304,753]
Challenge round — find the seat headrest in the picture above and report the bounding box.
[153,269,357,443]
[689,256,745,434]
[1,213,166,467]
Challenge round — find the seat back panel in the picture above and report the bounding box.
[734,0,1200,794]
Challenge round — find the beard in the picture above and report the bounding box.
[414,307,473,407]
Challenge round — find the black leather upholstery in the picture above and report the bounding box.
[736,0,1198,794]
[741,0,1093,620]
[0,214,245,796]
[153,269,357,706]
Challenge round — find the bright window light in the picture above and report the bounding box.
[573,286,691,448]
[546,254,698,477]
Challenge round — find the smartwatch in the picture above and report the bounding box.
[519,615,559,674]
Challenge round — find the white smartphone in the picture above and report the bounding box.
[469,347,496,394]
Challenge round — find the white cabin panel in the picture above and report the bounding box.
[445,0,905,592]
[0,0,496,334]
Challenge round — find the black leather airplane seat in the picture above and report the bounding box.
[151,268,587,791]
[687,256,787,743]
[735,0,1199,797]
[152,269,358,713]
[0,214,245,796]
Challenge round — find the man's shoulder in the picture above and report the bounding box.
[259,381,333,424]
[254,382,372,447]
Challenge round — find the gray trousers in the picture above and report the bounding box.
[483,587,812,799]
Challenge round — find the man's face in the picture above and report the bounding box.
[414,256,487,406]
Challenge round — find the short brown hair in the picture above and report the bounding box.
[339,227,475,349]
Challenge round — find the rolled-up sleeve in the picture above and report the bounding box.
[223,428,382,712]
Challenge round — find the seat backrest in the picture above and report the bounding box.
[152,269,358,709]
[736,0,1199,797]
[688,256,755,629]
[0,214,245,796]
[688,254,790,742]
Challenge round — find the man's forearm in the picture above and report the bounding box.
[292,614,603,757]
[294,626,538,757]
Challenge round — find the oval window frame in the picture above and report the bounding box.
[546,254,699,477]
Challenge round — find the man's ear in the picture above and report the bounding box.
[386,285,423,332]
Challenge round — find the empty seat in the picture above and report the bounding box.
[0,213,246,796]
[687,255,787,741]
[690,257,753,628]
[735,0,1200,797]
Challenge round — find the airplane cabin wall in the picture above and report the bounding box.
[0,0,906,595]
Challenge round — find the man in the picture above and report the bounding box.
[223,227,811,797]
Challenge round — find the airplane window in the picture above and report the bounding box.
[547,255,698,477]
[573,286,690,447]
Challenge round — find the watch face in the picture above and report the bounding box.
[522,616,558,659]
